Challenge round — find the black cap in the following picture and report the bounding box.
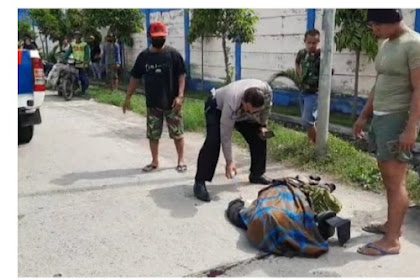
[367,9,403,24]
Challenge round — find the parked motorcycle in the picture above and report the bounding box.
[47,56,80,101]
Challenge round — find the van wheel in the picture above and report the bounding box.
[18,125,34,144]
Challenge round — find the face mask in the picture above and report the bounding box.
[151,38,166,49]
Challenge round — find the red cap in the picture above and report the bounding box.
[149,21,168,37]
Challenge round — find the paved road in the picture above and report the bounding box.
[18,92,420,277]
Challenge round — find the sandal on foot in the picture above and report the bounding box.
[142,164,158,172]
[357,243,399,256]
[362,223,386,234]
[176,164,187,173]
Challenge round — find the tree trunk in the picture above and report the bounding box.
[201,36,204,90]
[39,35,46,57]
[222,34,231,84]
[352,50,361,120]
[45,35,49,56]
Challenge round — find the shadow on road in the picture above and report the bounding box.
[50,167,174,186]
[148,182,242,219]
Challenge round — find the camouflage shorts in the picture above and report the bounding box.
[147,107,184,141]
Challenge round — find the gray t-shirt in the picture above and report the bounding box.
[373,27,420,113]
[214,79,273,163]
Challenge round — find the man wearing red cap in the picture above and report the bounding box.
[123,21,187,173]
[353,9,420,256]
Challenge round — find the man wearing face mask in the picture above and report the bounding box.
[193,79,274,202]
[123,21,187,174]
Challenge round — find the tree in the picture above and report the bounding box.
[83,9,144,47]
[18,20,36,42]
[28,9,62,55]
[334,9,378,119]
[189,9,258,84]
[188,10,215,87]
[28,9,144,67]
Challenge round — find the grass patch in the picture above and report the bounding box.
[89,86,420,203]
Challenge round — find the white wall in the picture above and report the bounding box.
[241,9,308,89]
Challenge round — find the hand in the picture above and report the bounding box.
[353,116,367,139]
[122,97,131,114]
[172,96,183,111]
[398,126,418,152]
[115,64,120,69]
[225,162,238,179]
[260,127,268,136]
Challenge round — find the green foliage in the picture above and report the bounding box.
[189,9,258,83]
[268,68,303,90]
[28,9,144,47]
[18,20,36,41]
[83,9,144,47]
[28,9,61,40]
[335,9,378,60]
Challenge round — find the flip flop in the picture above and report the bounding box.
[142,164,158,172]
[362,223,386,234]
[176,164,187,173]
[357,242,399,256]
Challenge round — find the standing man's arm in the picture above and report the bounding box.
[84,44,91,66]
[353,82,375,139]
[172,51,187,111]
[101,45,106,65]
[123,53,144,113]
[399,45,420,151]
[64,44,73,61]
[115,43,122,67]
[295,50,303,76]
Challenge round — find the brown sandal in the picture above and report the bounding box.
[142,164,158,172]
[176,165,187,173]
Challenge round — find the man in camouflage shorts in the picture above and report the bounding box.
[123,21,187,173]
[147,108,184,141]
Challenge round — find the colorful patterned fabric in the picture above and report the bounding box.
[239,178,341,258]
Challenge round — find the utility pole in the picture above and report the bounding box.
[315,9,335,158]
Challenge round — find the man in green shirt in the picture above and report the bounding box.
[353,9,420,256]
[65,31,91,95]
[295,29,321,144]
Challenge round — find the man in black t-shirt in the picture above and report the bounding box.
[123,21,187,173]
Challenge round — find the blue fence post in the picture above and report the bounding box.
[235,37,241,81]
[145,9,151,47]
[306,9,316,30]
[415,9,420,33]
[184,9,191,80]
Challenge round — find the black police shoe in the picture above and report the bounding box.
[193,181,211,202]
